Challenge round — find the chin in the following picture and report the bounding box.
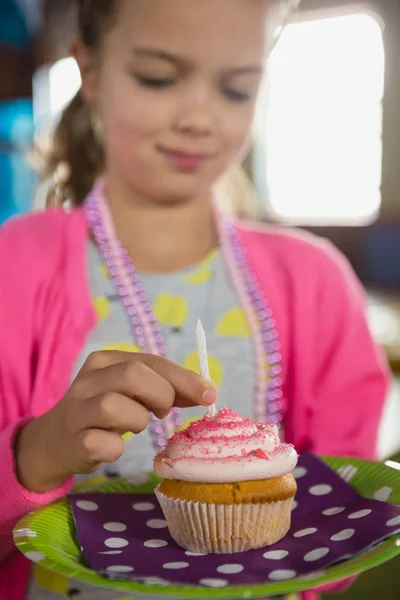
[133,177,214,207]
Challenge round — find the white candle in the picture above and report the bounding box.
[196,319,217,417]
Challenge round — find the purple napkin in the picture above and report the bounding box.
[70,453,400,587]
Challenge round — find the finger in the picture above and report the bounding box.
[76,429,125,471]
[78,350,128,374]
[137,354,217,408]
[174,387,217,408]
[78,392,150,434]
[75,357,217,414]
[76,362,175,419]
[78,351,217,406]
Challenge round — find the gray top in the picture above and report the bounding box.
[28,240,258,600]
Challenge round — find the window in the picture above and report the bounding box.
[33,57,81,133]
[254,8,385,225]
[0,99,35,223]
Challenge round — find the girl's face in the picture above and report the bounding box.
[80,0,272,203]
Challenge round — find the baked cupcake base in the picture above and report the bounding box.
[155,474,296,554]
[158,473,297,504]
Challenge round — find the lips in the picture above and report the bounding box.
[159,147,212,171]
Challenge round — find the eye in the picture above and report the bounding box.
[223,89,253,103]
[136,76,174,89]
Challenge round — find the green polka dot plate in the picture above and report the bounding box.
[14,456,400,598]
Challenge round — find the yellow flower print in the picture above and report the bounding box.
[184,270,213,284]
[183,248,218,284]
[99,264,111,279]
[184,351,224,388]
[102,343,141,353]
[93,297,110,321]
[153,294,189,329]
[202,248,219,266]
[216,308,250,337]
[34,566,69,593]
[175,416,201,431]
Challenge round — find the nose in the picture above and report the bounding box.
[173,82,214,138]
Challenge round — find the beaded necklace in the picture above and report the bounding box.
[84,179,283,452]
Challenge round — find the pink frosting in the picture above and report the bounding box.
[153,408,298,483]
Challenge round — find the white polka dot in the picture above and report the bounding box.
[200,579,229,588]
[106,565,134,573]
[98,550,123,555]
[127,473,149,485]
[144,539,168,548]
[309,484,333,496]
[291,500,298,511]
[387,516,400,527]
[263,550,289,560]
[103,522,127,533]
[269,570,297,581]
[105,537,129,548]
[146,519,167,529]
[163,562,189,570]
[24,551,45,563]
[217,564,244,574]
[331,529,355,542]
[323,507,345,516]
[76,500,99,511]
[133,502,155,512]
[293,466,308,479]
[185,551,207,556]
[304,548,330,562]
[348,509,372,520]
[374,487,393,502]
[294,527,317,538]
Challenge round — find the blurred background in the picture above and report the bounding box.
[0,0,399,597]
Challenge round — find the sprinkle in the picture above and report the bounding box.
[253,449,270,460]
[274,443,295,454]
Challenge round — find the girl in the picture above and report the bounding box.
[0,1,389,599]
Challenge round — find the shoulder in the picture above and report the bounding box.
[0,208,88,293]
[0,208,86,263]
[236,220,357,288]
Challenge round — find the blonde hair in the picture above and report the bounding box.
[38,0,298,216]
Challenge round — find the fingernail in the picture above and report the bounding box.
[202,387,217,405]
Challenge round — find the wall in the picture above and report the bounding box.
[280,1,400,285]
[0,3,36,222]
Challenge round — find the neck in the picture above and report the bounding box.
[105,176,219,273]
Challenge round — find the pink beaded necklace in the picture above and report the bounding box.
[84,179,284,452]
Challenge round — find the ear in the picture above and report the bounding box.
[71,40,100,106]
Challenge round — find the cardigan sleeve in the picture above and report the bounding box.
[308,241,390,459]
[0,217,73,563]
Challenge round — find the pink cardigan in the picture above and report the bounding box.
[0,208,389,600]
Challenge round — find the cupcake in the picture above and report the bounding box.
[154,408,298,554]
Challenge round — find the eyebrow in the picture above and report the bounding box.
[228,66,263,76]
[133,48,184,64]
[132,47,262,75]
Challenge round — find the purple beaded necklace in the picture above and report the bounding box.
[84,179,284,452]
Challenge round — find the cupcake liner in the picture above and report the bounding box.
[155,486,293,554]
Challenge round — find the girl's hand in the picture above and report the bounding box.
[15,351,216,493]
